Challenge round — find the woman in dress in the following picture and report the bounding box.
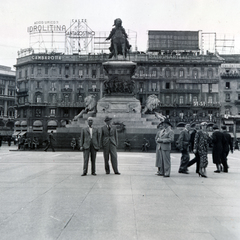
[193,122,210,178]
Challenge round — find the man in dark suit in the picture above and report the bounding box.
[100,116,120,175]
[211,125,227,173]
[44,131,56,152]
[178,123,191,174]
[221,125,233,172]
[80,117,100,176]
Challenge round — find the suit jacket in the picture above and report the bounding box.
[222,131,233,153]
[80,127,99,150]
[178,129,190,151]
[100,125,118,147]
[156,126,174,151]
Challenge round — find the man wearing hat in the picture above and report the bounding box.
[100,116,120,175]
[211,124,227,173]
[80,117,100,176]
[221,125,233,172]
[155,118,174,177]
[178,123,191,174]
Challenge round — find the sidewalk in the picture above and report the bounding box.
[0,147,240,240]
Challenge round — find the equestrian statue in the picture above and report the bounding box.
[106,18,131,59]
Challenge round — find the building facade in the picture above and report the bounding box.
[0,65,16,138]
[219,55,240,139]
[14,52,224,134]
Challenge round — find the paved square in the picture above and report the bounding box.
[0,145,240,240]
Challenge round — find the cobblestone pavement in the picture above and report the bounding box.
[0,145,240,240]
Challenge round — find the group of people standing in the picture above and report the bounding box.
[155,121,233,178]
[80,116,120,176]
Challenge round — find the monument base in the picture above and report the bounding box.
[97,95,141,114]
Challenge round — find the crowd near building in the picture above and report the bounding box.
[1,26,240,146]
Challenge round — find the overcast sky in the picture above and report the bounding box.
[1,0,240,69]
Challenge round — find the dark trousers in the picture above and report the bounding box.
[83,142,97,174]
[188,152,200,173]
[221,151,229,172]
[179,149,190,172]
[103,143,119,174]
[44,142,55,152]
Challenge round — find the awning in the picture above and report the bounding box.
[224,120,234,125]
[15,121,20,126]
[47,120,57,127]
[33,120,43,127]
[18,132,27,137]
[21,121,27,126]
[176,122,185,128]
[12,132,21,137]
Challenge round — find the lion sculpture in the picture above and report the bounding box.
[142,94,160,114]
[73,95,97,120]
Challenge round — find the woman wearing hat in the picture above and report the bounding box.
[155,118,174,177]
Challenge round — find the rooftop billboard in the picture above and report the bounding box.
[148,30,199,51]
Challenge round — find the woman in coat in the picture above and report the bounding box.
[193,122,210,178]
[155,118,174,177]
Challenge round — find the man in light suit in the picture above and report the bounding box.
[155,118,174,177]
[178,123,191,174]
[80,117,100,176]
[100,116,120,175]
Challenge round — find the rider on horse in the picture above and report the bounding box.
[106,18,131,59]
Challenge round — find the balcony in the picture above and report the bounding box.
[160,89,200,94]
[221,72,240,78]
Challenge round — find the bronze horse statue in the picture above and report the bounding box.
[106,18,131,59]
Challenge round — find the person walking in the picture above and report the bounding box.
[155,118,174,177]
[211,125,227,173]
[80,117,100,176]
[187,125,200,174]
[100,116,120,175]
[178,123,191,174]
[193,122,210,178]
[221,125,233,173]
[44,131,56,152]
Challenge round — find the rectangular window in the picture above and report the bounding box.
[45,67,48,75]
[79,69,83,77]
[19,71,22,78]
[73,67,76,75]
[152,83,157,91]
[225,93,230,101]
[152,70,157,77]
[92,70,96,78]
[165,82,170,89]
[226,82,230,89]
[50,109,56,116]
[209,84,212,93]
[238,94,240,100]
[25,69,28,78]
[139,70,144,77]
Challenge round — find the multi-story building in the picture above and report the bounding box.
[219,55,240,139]
[14,52,223,134]
[0,65,16,139]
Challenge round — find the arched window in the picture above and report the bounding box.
[36,94,42,103]
[179,69,184,78]
[151,69,157,77]
[165,69,171,78]
[179,96,184,104]
[192,69,198,79]
[208,96,213,104]
[139,68,145,77]
[207,69,213,78]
